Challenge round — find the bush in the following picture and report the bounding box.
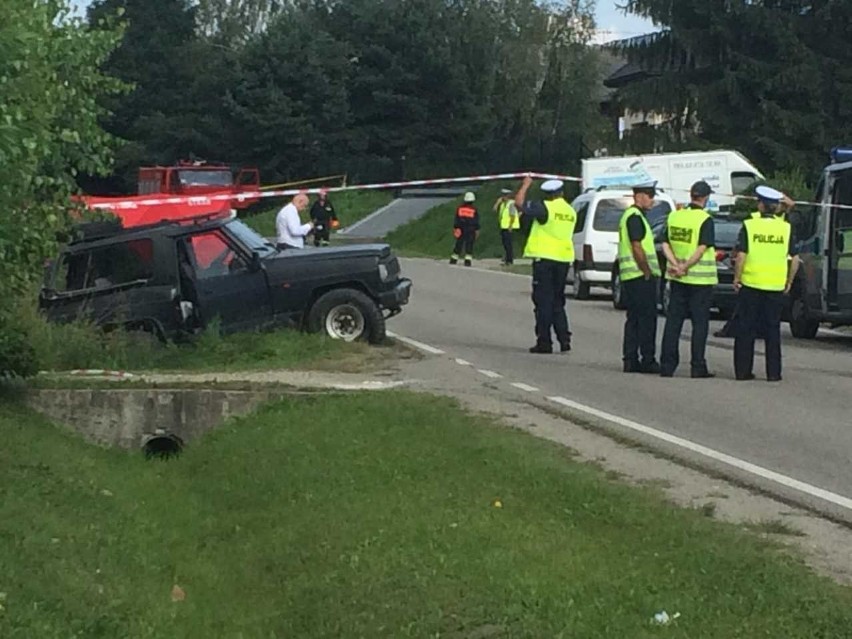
[0,318,37,378]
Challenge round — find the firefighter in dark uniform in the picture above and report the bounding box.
[450,192,480,267]
[514,176,577,354]
[618,182,662,373]
[733,185,801,381]
[310,190,338,247]
[660,180,717,378]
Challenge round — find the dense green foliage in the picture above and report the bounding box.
[0,1,124,375]
[86,0,604,189]
[612,1,852,176]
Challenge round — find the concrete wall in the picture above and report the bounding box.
[26,388,284,450]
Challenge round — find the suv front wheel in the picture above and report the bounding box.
[307,288,386,344]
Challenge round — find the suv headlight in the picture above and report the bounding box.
[378,263,389,281]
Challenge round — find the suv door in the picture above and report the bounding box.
[182,229,272,331]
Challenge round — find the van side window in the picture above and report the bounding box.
[731,172,758,196]
[573,201,590,232]
[56,239,154,292]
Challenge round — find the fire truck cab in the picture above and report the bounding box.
[788,146,852,338]
[137,160,260,209]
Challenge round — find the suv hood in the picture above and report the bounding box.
[263,243,392,262]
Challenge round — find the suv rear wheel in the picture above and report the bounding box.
[307,288,386,344]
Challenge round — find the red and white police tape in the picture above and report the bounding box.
[82,169,852,212]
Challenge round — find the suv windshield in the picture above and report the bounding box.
[225,219,276,255]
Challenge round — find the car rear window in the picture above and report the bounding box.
[592,198,673,232]
[592,198,632,231]
[714,219,742,247]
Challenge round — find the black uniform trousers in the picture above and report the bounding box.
[453,228,476,257]
[734,285,784,380]
[500,230,514,264]
[313,223,331,247]
[532,259,571,348]
[622,276,658,366]
[661,281,713,375]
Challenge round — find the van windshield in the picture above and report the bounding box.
[593,198,672,232]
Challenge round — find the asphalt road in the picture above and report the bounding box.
[392,258,852,521]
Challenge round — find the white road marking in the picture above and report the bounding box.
[547,395,852,512]
[478,369,502,379]
[455,358,472,366]
[337,200,399,234]
[511,382,539,392]
[386,331,445,355]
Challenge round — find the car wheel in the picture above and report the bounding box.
[611,268,625,310]
[789,289,819,339]
[307,288,386,344]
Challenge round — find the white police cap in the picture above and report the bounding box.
[500,188,512,195]
[541,179,564,193]
[755,185,784,203]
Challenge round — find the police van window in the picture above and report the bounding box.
[593,198,633,231]
[731,172,758,195]
[573,200,590,232]
[56,239,154,292]
[188,231,247,279]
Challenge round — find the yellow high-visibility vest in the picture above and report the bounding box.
[741,216,791,291]
[617,206,661,281]
[664,208,717,285]
[499,201,520,230]
[523,198,577,262]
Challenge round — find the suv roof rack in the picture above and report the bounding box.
[67,210,234,245]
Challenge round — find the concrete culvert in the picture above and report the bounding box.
[142,433,184,460]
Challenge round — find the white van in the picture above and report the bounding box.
[569,187,676,299]
[581,150,763,211]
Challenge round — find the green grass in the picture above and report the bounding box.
[244,190,394,237]
[28,314,383,374]
[3,392,852,638]
[744,519,806,537]
[386,181,527,259]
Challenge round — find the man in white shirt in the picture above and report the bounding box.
[276,194,314,249]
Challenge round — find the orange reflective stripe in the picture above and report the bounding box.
[457,206,476,219]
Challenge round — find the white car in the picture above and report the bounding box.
[569,187,676,300]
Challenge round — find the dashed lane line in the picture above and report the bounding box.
[510,382,539,393]
[546,395,852,512]
[455,358,472,366]
[478,369,502,379]
[386,331,445,355]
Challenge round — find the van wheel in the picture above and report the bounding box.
[307,288,386,344]
[573,267,591,300]
[611,268,625,310]
[789,291,819,339]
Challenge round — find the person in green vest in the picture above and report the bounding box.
[618,182,663,373]
[514,175,577,354]
[659,181,717,378]
[494,189,521,265]
[733,185,801,381]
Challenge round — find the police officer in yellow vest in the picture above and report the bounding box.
[733,185,801,382]
[515,176,577,354]
[660,181,717,378]
[618,182,662,373]
[494,189,521,265]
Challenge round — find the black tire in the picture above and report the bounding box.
[573,267,591,300]
[611,267,626,310]
[306,288,386,344]
[789,290,819,339]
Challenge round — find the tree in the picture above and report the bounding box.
[0,0,124,375]
[613,0,852,177]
